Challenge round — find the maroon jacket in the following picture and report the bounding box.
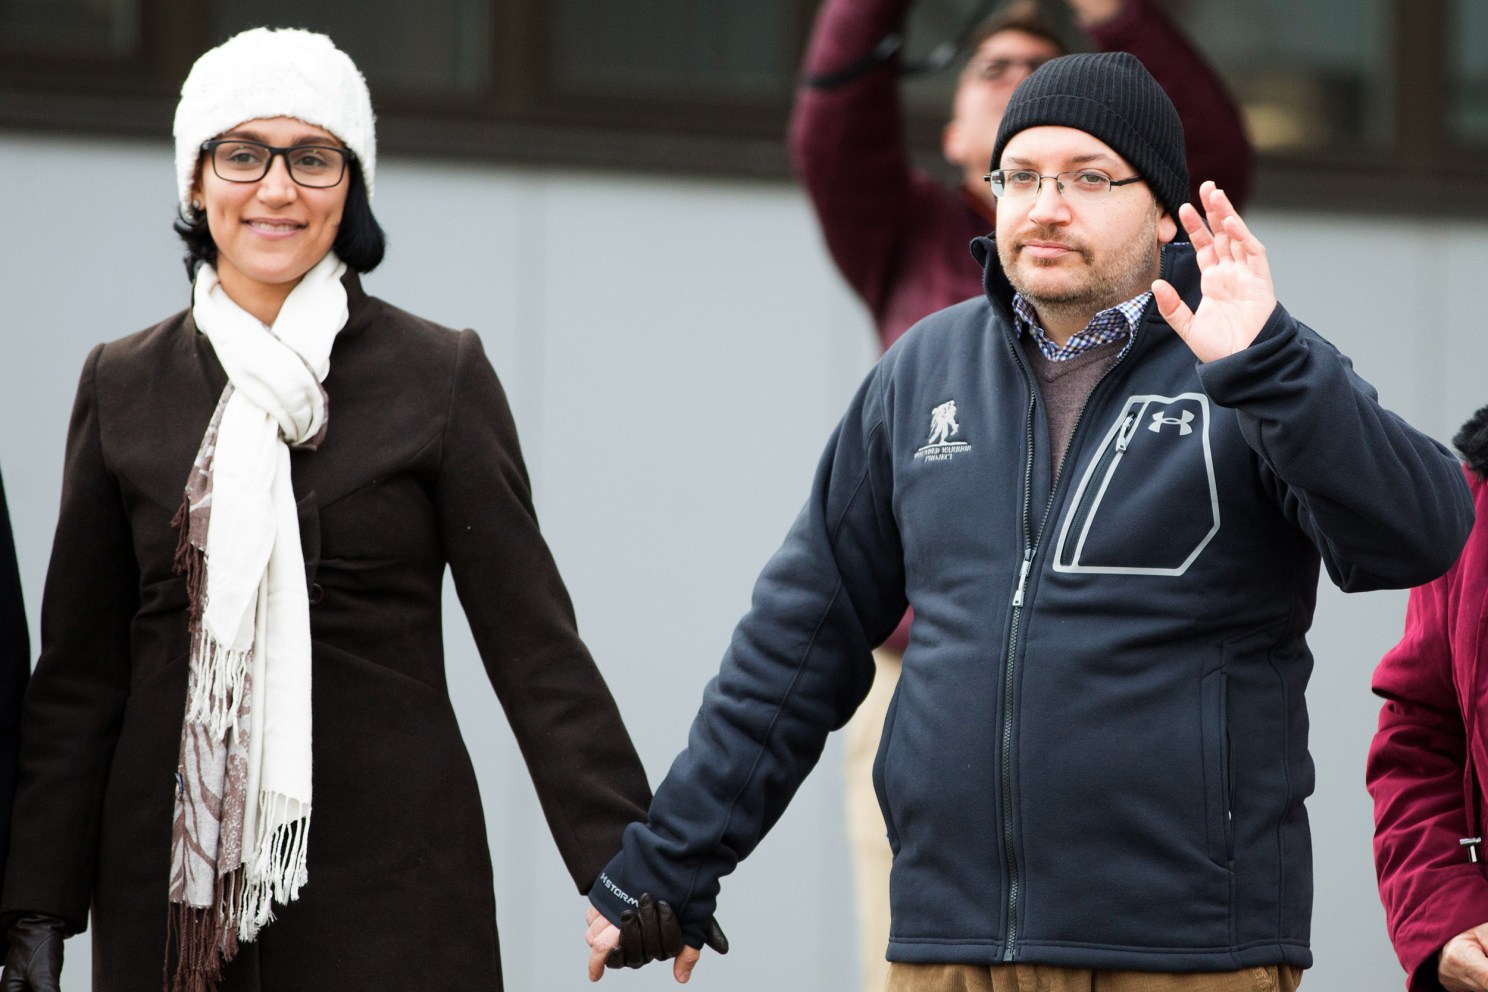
[790,0,1254,650]
[1369,467,1488,991]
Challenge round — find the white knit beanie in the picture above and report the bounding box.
[173,27,376,213]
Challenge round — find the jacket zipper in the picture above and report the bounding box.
[1001,389,1037,960]
[1057,410,1138,567]
[997,261,1164,961]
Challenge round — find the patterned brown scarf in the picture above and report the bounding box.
[166,256,344,991]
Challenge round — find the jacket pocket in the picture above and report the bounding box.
[1053,392,1220,575]
[1200,667,1234,868]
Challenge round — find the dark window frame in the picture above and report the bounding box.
[1,0,1485,217]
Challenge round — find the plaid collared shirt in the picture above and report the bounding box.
[1013,291,1152,362]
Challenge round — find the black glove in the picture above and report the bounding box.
[1,915,65,992]
[605,893,729,970]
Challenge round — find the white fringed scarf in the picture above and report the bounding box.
[168,252,347,992]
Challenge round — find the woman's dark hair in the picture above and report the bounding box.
[1455,404,1488,479]
[173,159,386,280]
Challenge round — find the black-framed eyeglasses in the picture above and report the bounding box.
[983,169,1145,200]
[201,139,354,188]
[964,57,1051,82]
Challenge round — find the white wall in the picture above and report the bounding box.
[2,131,1484,991]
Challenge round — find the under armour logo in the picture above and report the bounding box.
[1148,410,1194,436]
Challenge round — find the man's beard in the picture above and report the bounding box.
[997,209,1160,328]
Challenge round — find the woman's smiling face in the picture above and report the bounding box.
[194,116,349,323]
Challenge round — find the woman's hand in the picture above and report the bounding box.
[585,905,616,981]
[584,897,723,984]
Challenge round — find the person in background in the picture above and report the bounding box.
[790,2,1253,985]
[0,27,650,992]
[1370,407,1488,992]
[792,0,1252,352]
[585,52,1469,991]
[0,468,28,963]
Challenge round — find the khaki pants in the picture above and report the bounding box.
[886,964,1303,992]
[844,648,903,992]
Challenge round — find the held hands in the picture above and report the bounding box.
[1441,923,1488,992]
[1153,181,1277,364]
[1,915,66,992]
[585,894,728,984]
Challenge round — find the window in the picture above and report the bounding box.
[1450,0,1488,147]
[2,0,140,54]
[1171,0,1391,156]
[551,0,794,102]
[211,0,496,97]
[0,0,1484,214]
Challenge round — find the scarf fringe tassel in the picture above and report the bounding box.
[185,629,250,739]
[167,870,241,992]
[174,493,250,740]
[165,813,311,989]
[239,807,311,941]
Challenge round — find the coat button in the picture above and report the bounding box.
[308,583,324,606]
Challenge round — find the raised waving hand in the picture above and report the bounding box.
[1153,180,1276,363]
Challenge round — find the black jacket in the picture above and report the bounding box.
[2,279,649,990]
[590,241,1473,971]
[0,468,28,947]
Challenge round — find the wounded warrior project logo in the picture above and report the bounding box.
[914,399,972,462]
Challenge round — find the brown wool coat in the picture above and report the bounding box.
[1,276,652,990]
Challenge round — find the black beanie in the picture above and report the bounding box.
[990,51,1189,220]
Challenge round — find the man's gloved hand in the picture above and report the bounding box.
[1,914,66,992]
[604,893,729,970]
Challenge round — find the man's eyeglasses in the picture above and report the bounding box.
[964,57,1050,82]
[983,169,1146,200]
[201,139,354,188]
